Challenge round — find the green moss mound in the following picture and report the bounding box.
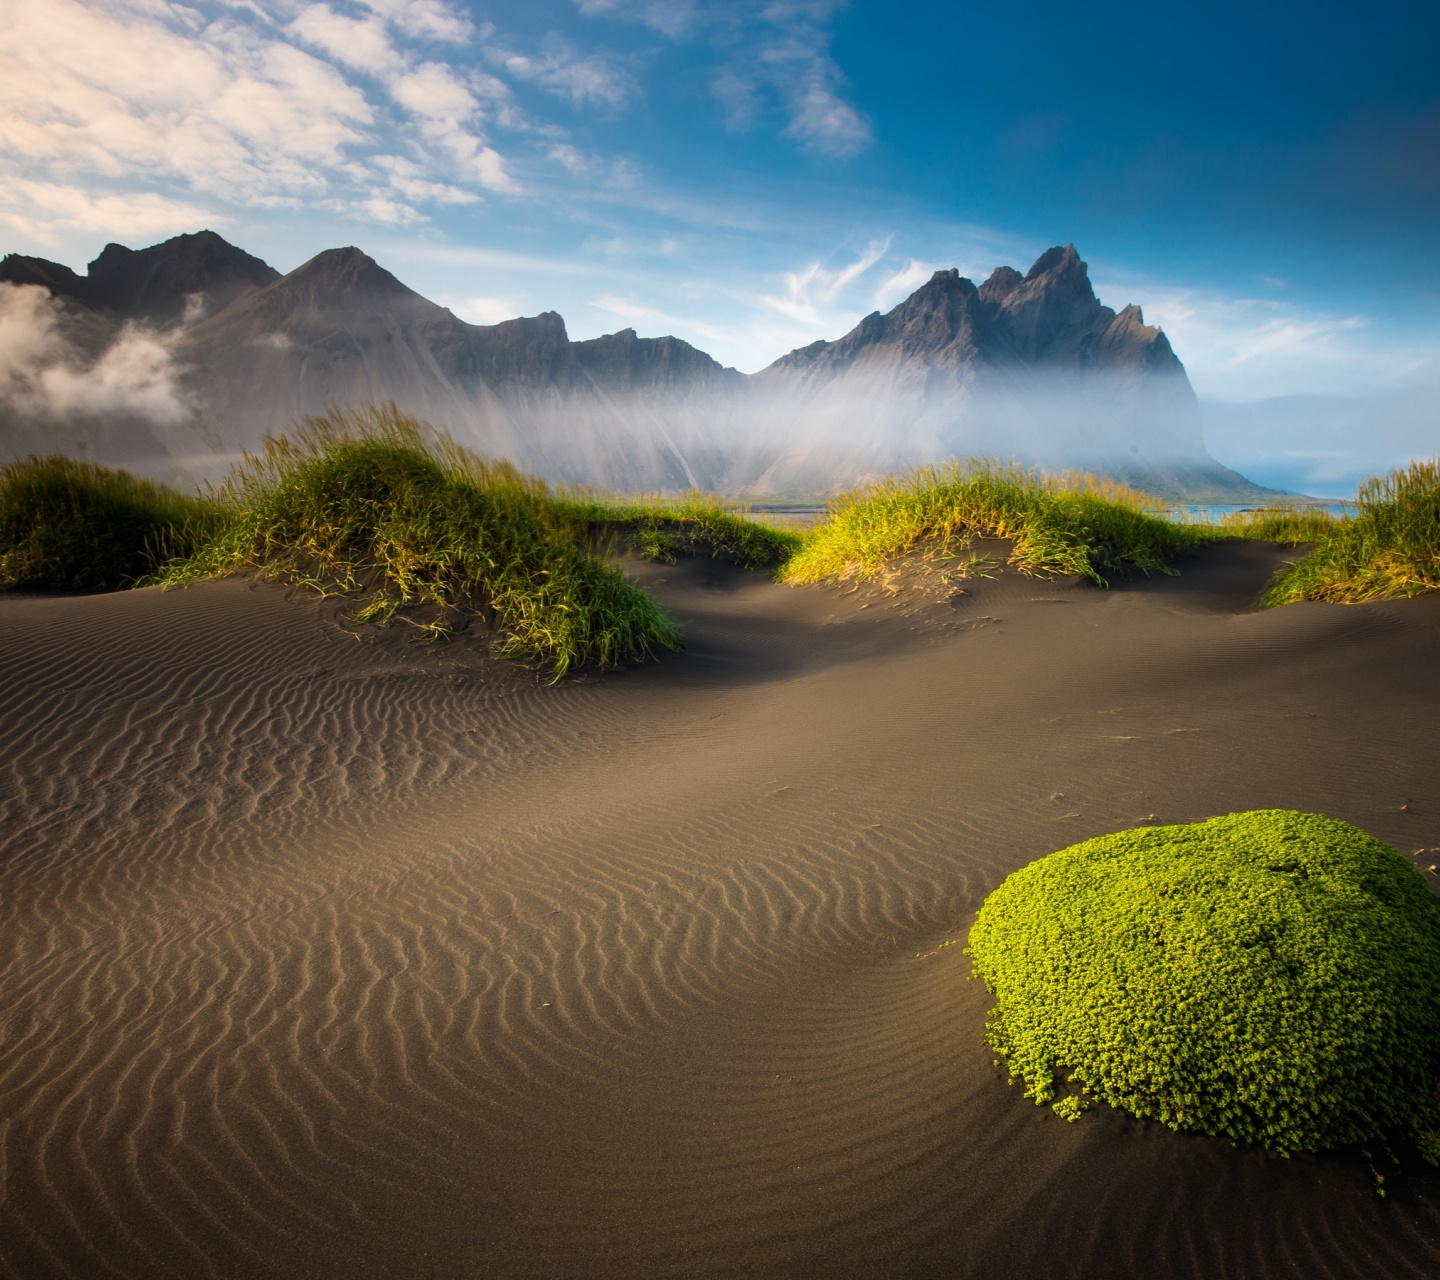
[0,454,223,590]
[967,810,1440,1154]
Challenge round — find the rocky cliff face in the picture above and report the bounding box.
[0,233,1264,498]
[161,245,746,487]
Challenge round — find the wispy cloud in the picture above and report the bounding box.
[575,0,872,157]
[1106,278,1411,399]
[759,237,890,326]
[0,180,221,244]
[496,40,640,109]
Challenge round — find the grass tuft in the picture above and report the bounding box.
[967,810,1440,1156]
[0,454,224,590]
[780,460,1206,587]
[154,405,684,678]
[556,491,802,569]
[1245,459,1440,605]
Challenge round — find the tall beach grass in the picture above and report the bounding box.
[154,405,690,677]
[1250,459,1440,605]
[0,454,224,589]
[781,460,1209,587]
[557,491,801,569]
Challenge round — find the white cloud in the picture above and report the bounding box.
[571,0,869,154]
[0,0,525,242]
[0,179,220,244]
[781,77,872,157]
[1106,278,1411,400]
[453,295,521,324]
[572,0,699,39]
[356,194,424,223]
[873,259,936,310]
[372,154,476,204]
[547,143,592,174]
[0,0,374,200]
[360,0,473,43]
[287,5,403,77]
[391,60,481,121]
[0,283,190,424]
[760,237,890,327]
[499,44,640,108]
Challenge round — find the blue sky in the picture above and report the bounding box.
[2,0,1437,489]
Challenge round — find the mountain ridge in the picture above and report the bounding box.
[0,231,1271,500]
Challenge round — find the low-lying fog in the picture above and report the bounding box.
[3,279,1419,502]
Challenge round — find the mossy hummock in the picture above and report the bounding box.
[967,810,1440,1155]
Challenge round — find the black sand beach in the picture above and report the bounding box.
[4,541,1440,1277]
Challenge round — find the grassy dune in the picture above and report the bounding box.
[0,454,224,590]
[154,407,688,677]
[5,415,1438,665]
[1244,460,1440,605]
[781,460,1209,587]
[558,492,800,570]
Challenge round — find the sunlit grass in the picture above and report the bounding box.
[0,454,224,589]
[780,459,1208,587]
[1243,459,1440,605]
[12,412,1436,648]
[154,405,685,677]
[555,490,802,569]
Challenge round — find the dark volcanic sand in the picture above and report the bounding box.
[3,541,1440,1278]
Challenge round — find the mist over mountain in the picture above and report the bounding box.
[0,232,1267,499]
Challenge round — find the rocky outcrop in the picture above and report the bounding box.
[169,246,744,461]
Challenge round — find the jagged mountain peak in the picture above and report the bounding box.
[762,243,1173,379]
[1025,242,1085,281]
[1,228,278,324]
[978,265,1024,302]
[0,229,1263,499]
[282,246,417,299]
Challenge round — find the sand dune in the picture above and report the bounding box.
[3,543,1440,1278]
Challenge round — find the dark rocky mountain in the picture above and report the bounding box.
[762,246,1185,386]
[0,232,1269,499]
[753,243,1257,497]
[0,230,279,326]
[162,246,745,488]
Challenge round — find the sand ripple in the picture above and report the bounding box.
[4,550,1440,1277]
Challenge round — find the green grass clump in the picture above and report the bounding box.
[557,492,802,569]
[1253,459,1440,605]
[0,454,223,589]
[1217,505,1347,547]
[155,406,683,677]
[967,810,1440,1156]
[781,460,1208,587]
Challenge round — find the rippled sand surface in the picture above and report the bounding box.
[4,543,1440,1278]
